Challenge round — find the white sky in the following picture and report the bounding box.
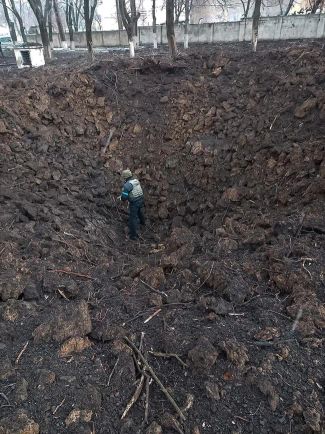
[98,0,167,30]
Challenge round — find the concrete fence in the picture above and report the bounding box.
[27,14,325,48]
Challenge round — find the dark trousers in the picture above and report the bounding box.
[129,198,145,238]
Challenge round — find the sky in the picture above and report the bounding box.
[98,0,167,30]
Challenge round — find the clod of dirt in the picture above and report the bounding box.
[59,336,92,357]
[37,369,56,390]
[194,261,229,292]
[247,373,280,411]
[140,267,166,289]
[0,273,24,301]
[254,327,281,341]
[65,409,93,427]
[294,98,318,118]
[0,410,39,434]
[220,340,249,367]
[0,351,14,380]
[188,337,219,371]
[205,381,221,401]
[160,412,184,434]
[90,324,126,342]
[303,407,321,432]
[32,300,92,343]
[199,296,233,315]
[146,421,163,434]
[14,377,28,403]
[22,284,39,301]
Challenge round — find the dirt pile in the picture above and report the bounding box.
[0,42,324,433]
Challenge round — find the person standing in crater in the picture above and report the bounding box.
[119,169,145,240]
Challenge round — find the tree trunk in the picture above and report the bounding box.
[2,0,17,43]
[130,0,138,46]
[28,0,51,58]
[48,9,53,46]
[252,0,261,52]
[84,0,93,59]
[53,0,67,48]
[166,0,176,58]
[116,0,123,30]
[38,17,51,58]
[184,0,190,49]
[284,0,294,15]
[152,0,157,49]
[68,2,75,48]
[9,0,27,42]
[119,0,138,58]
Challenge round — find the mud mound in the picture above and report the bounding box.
[0,42,324,434]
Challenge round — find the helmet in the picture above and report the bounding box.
[121,169,132,180]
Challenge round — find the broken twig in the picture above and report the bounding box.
[121,375,145,420]
[140,280,168,298]
[144,309,162,324]
[107,357,119,387]
[49,269,95,280]
[15,341,29,365]
[149,351,188,368]
[125,337,186,421]
[53,397,66,415]
[100,128,116,156]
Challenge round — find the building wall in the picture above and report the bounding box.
[27,14,325,48]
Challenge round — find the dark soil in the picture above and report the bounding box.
[0,41,324,434]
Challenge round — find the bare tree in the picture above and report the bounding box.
[118,0,139,57]
[84,0,97,60]
[53,0,67,48]
[1,0,17,43]
[71,0,82,31]
[310,0,324,12]
[166,0,176,58]
[284,0,294,15]
[174,0,185,22]
[65,0,75,48]
[8,0,27,42]
[184,0,192,49]
[240,0,251,18]
[116,0,123,29]
[252,0,262,51]
[27,0,51,58]
[152,0,157,48]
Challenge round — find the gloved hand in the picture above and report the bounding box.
[117,195,122,201]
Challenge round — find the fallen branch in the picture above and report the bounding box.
[101,128,116,156]
[125,337,186,421]
[57,289,69,301]
[107,357,119,387]
[144,375,151,423]
[49,269,95,280]
[0,392,11,406]
[15,341,29,365]
[53,397,66,415]
[144,309,162,324]
[291,308,303,332]
[149,351,188,368]
[140,280,168,298]
[121,374,145,420]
